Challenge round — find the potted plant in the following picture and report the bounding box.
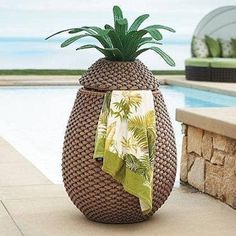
[46,5,177,224]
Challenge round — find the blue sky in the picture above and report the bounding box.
[0,0,235,69]
[1,0,236,40]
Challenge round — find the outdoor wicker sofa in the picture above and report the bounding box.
[185,6,236,82]
[185,58,236,82]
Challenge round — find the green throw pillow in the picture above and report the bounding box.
[205,35,221,57]
[219,39,234,58]
[231,38,236,58]
[191,36,209,58]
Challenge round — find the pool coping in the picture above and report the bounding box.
[176,107,236,140]
[1,75,236,97]
[0,75,79,86]
[160,76,236,97]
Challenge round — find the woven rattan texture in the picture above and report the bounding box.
[79,58,159,90]
[185,66,211,81]
[62,88,177,224]
[186,66,236,82]
[211,68,236,82]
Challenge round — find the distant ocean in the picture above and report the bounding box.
[0,37,191,70]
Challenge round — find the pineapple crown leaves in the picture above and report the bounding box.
[45,5,176,66]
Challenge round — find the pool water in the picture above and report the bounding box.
[0,85,236,184]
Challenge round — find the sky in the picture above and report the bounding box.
[1,0,236,40]
[0,0,235,69]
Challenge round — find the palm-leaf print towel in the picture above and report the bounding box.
[94,90,156,214]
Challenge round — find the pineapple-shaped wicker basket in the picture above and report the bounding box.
[47,6,177,224]
[62,59,177,223]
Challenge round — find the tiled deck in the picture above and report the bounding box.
[0,137,236,236]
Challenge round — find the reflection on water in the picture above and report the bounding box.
[1,85,236,184]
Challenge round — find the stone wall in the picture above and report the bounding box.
[180,124,236,209]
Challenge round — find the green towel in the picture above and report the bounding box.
[94,90,156,214]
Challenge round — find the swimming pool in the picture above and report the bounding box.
[0,85,236,184]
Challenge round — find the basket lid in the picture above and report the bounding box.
[79,58,159,91]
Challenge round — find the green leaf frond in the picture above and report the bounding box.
[45,5,175,66]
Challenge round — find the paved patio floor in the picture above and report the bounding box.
[0,136,236,236]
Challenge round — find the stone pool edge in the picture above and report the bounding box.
[176,107,236,209]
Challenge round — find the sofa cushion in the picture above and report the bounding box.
[192,36,209,58]
[219,39,234,58]
[211,58,236,68]
[232,39,236,57]
[185,58,211,67]
[205,35,221,57]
